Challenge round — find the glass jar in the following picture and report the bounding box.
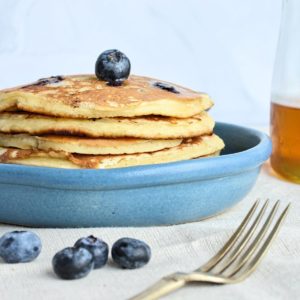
[271,0,300,183]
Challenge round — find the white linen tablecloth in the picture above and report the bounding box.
[0,162,299,300]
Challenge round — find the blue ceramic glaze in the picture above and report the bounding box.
[0,123,272,227]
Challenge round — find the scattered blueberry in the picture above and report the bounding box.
[52,247,94,280]
[95,49,131,86]
[153,82,180,94]
[0,231,42,263]
[112,238,151,269]
[74,235,109,269]
[22,76,64,88]
[37,75,64,85]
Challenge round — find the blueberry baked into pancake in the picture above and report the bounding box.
[0,49,224,169]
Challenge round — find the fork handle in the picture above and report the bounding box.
[129,275,186,300]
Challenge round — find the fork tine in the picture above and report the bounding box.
[216,199,269,274]
[199,199,260,272]
[226,200,280,277]
[231,203,290,281]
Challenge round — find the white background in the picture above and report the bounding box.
[0,0,282,125]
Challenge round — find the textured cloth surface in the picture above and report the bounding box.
[0,163,299,300]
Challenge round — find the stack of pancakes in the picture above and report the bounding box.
[0,75,224,169]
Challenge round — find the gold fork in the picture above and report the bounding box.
[130,200,290,300]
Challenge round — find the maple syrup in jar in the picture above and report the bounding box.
[270,0,300,183]
[271,101,300,182]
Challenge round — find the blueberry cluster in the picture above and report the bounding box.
[53,236,151,280]
[0,230,151,281]
[52,235,108,279]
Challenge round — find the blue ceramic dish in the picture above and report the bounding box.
[0,122,271,228]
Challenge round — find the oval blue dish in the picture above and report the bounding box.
[0,123,271,227]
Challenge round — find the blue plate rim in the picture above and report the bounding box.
[0,122,271,190]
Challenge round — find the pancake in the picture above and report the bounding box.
[0,75,213,118]
[0,134,225,169]
[0,111,214,139]
[0,152,221,169]
[0,133,182,155]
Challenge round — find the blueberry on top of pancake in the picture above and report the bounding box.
[95,49,131,86]
[153,82,180,94]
